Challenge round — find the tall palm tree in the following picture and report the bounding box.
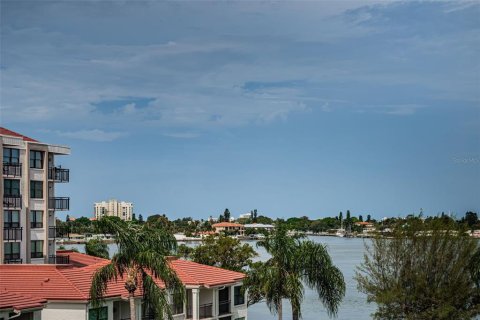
[245,225,345,320]
[89,217,184,320]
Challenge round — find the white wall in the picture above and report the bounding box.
[42,302,86,320]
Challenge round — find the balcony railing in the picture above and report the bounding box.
[48,255,70,264]
[4,254,22,264]
[3,227,22,241]
[219,300,231,315]
[3,163,21,177]
[187,303,213,319]
[48,167,69,182]
[31,252,43,259]
[31,222,44,229]
[48,226,69,239]
[49,197,70,211]
[3,195,22,208]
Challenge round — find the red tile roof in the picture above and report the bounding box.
[212,222,244,228]
[0,252,245,303]
[0,127,38,142]
[0,290,46,311]
[57,250,108,267]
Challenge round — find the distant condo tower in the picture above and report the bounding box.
[1,127,70,264]
[94,199,133,221]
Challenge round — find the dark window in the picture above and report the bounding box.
[234,286,245,305]
[88,307,108,320]
[30,211,43,228]
[30,181,43,198]
[4,179,20,196]
[30,150,43,169]
[4,210,20,228]
[3,148,20,164]
[31,240,43,258]
[4,242,20,260]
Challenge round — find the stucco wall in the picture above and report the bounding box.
[42,303,86,320]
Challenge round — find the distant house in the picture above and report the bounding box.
[243,223,275,231]
[0,250,248,320]
[238,212,252,219]
[354,221,376,233]
[212,222,245,236]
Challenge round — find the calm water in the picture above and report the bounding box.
[60,236,375,320]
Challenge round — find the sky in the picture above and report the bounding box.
[1,0,479,220]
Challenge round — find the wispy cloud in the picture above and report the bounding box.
[56,129,126,142]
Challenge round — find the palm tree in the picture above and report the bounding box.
[245,224,345,320]
[89,217,184,320]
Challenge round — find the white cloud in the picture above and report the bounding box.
[56,129,126,142]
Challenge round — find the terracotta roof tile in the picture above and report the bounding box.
[0,290,46,311]
[0,127,38,142]
[212,222,244,228]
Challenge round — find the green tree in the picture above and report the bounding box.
[253,209,258,223]
[245,224,345,320]
[85,238,109,259]
[355,217,480,319]
[90,217,184,320]
[366,214,371,222]
[138,214,144,223]
[346,210,351,228]
[338,212,343,225]
[186,235,257,272]
[359,215,363,222]
[464,211,479,229]
[224,208,231,221]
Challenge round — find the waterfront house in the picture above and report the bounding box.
[354,222,376,233]
[0,250,248,320]
[243,223,274,231]
[212,222,245,236]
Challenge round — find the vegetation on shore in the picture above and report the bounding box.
[355,217,480,319]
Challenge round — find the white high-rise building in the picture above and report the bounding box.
[94,199,133,221]
[1,127,70,264]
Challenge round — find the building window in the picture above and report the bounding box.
[30,150,43,169]
[234,286,245,306]
[3,148,20,164]
[235,318,246,320]
[4,179,20,196]
[4,242,20,260]
[30,181,43,199]
[88,307,108,320]
[30,211,43,228]
[4,210,20,228]
[31,240,43,258]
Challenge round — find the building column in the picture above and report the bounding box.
[192,288,200,320]
[212,288,218,318]
[230,286,235,314]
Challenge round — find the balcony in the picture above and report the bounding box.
[4,254,22,264]
[49,197,70,211]
[49,226,70,239]
[48,167,69,183]
[3,195,22,208]
[31,252,44,259]
[3,227,22,241]
[187,303,213,319]
[48,255,70,264]
[3,163,21,177]
[219,300,230,315]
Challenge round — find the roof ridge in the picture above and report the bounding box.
[54,266,89,300]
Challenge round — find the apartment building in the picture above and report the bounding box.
[94,199,133,221]
[1,127,70,264]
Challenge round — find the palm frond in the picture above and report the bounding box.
[90,262,118,308]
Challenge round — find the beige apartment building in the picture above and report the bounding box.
[1,127,70,264]
[94,199,133,221]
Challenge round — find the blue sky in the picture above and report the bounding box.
[1,1,479,220]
